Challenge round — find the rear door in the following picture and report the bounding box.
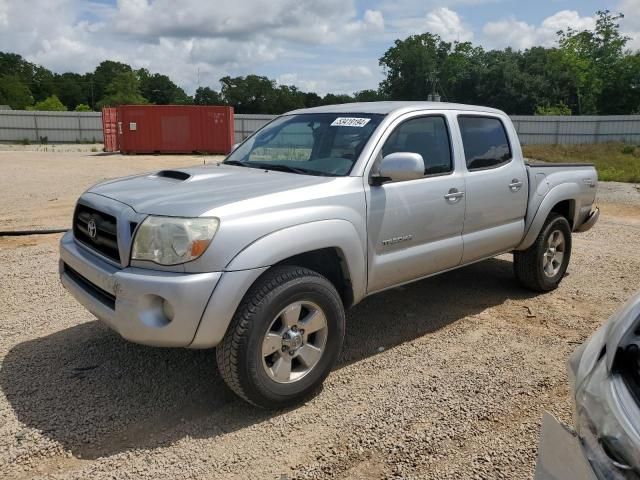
[455,114,528,263]
[365,112,466,293]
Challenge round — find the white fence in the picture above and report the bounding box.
[511,115,640,145]
[0,110,103,143]
[235,114,276,141]
[1,110,639,145]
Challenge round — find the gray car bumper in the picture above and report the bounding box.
[59,230,221,347]
[535,412,597,480]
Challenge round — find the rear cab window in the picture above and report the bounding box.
[457,116,512,171]
[382,116,453,176]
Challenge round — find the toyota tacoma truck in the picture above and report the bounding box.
[59,102,599,408]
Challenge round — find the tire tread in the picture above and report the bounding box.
[514,213,570,292]
[216,266,334,407]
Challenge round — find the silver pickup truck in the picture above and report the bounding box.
[59,102,599,407]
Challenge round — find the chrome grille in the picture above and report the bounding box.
[73,204,120,263]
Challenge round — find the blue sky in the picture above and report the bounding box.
[1,0,636,95]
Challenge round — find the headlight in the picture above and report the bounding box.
[131,216,219,266]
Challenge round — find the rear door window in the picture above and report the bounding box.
[457,116,512,171]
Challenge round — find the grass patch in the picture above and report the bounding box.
[522,143,640,183]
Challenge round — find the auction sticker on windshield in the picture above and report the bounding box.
[331,117,371,127]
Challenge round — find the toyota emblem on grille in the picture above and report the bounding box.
[87,218,98,239]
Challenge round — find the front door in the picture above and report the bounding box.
[366,113,466,293]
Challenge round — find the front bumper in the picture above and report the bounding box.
[59,230,221,347]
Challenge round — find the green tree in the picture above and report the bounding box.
[220,75,279,113]
[0,74,33,109]
[275,85,306,112]
[379,33,452,100]
[557,10,630,114]
[535,102,572,115]
[52,72,87,110]
[74,103,92,112]
[97,71,148,108]
[139,69,191,104]
[322,93,355,105]
[194,86,222,105]
[27,94,67,111]
[354,89,385,102]
[92,60,133,105]
[303,92,322,108]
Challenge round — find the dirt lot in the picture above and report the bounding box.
[0,151,639,480]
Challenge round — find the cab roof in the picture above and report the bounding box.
[287,101,505,116]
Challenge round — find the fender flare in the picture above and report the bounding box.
[225,219,367,302]
[517,183,580,251]
[190,219,367,348]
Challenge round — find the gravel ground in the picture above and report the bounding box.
[0,151,222,231]
[1,153,639,479]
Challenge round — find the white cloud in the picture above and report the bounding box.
[482,10,595,50]
[391,7,473,42]
[277,64,379,96]
[424,7,473,42]
[617,0,640,50]
[0,0,387,95]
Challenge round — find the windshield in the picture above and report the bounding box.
[224,113,385,176]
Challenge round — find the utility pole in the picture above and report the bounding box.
[90,80,94,110]
[426,71,441,102]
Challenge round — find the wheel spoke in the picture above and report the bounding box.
[296,344,323,368]
[281,303,302,328]
[262,300,329,384]
[262,333,282,357]
[544,261,554,276]
[554,251,564,266]
[271,355,292,382]
[301,309,326,335]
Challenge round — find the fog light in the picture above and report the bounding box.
[162,299,175,322]
[139,294,173,328]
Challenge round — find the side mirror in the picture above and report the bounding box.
[372,152,424,185]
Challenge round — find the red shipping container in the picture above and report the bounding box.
[116,105,234,155]
[101,107,119,152]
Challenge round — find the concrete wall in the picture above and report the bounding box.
[1,110,639,145]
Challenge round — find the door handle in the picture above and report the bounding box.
[509,179,524,192]
[444,189,465,203]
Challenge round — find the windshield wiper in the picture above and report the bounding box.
[223,160,248,167]
[252,163,337,177]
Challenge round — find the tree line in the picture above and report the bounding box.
[0,10,637,115]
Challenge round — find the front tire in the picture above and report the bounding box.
[216,265,345,408]
[514,213,572,292]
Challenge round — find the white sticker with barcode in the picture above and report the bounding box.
[331,117,371,127]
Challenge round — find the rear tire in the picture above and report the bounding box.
[514,213,572,292]
[216,265,345,408]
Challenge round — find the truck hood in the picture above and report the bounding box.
[88,164,335,217]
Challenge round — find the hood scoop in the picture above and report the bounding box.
[152,170,191,182]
